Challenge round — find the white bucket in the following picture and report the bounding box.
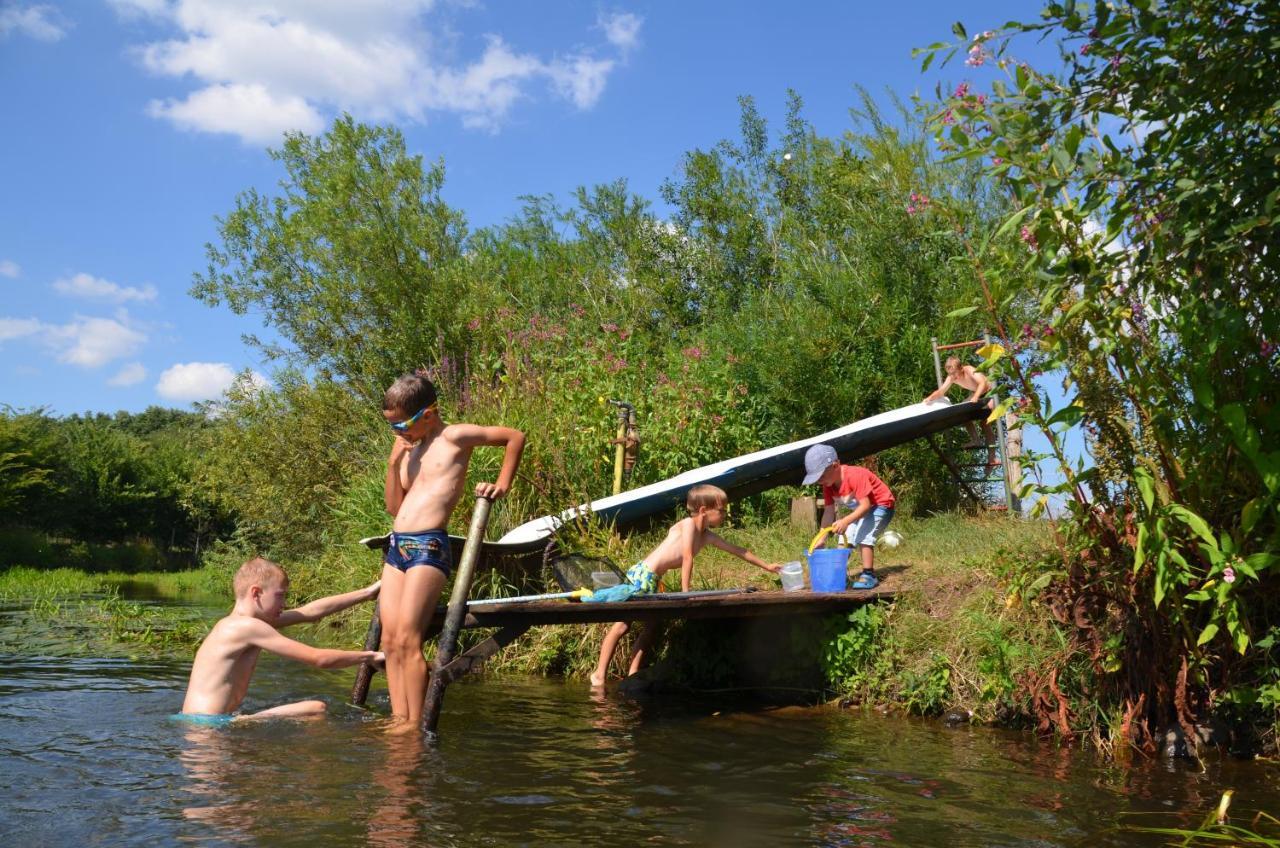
[779,561,805,592]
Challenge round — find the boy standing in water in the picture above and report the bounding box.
[802,444,895,591]
[590,484,780,687]
[380,371,525,733]
[177,557,382,723]
[924,355,998,467]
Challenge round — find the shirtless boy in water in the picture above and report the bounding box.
[177,557,382,723]
[924,355,998,466]
[589,484,779,687]
[380,371,525,732]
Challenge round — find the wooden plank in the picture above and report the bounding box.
[419,588,892,637]
[433,625,532,687]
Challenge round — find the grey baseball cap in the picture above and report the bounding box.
[802,444,838,485]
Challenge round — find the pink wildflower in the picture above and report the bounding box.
[941,109,955,125]
[954,82,970,98]
[1223,567,1236,584]
[1262,339,1277,358]
[1020,225,1038,250]
[992,156,1004,166]
[975,94,987,106]
[965,44,987,67]
[1080,43,1090,55]
[1110,54,1122,69]
[602,322,618,333]
[682,346,705,360]
[467,317,482,331]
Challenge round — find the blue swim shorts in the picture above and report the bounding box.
[170,713,237,727]
[624,562,660,595]
[384,529,453,577]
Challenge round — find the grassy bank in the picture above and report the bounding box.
[1,513,1058,722]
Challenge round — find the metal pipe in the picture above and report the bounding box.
[935,339,986,351]
[422,496,492,736]
[930,337,944,388]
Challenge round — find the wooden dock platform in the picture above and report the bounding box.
[408,587,894,702]
[423,586,893,638]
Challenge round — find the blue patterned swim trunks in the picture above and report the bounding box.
[624,562,660,595]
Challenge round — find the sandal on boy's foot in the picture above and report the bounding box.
[851,570,879,590]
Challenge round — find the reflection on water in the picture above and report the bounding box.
[1,599,1278,847]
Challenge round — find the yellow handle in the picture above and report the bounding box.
[807,526,834,555]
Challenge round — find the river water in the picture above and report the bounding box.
[1,596,1276,847]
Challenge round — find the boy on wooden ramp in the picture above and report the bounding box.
[924,355,998,467]
[589,484,780,688]
[175,557,382,724]
[380,370,525,733]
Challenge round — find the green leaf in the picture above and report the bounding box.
[1167,504,1217,549]
[952,21,968,39]
[1134,467,1155,512]
[1197,622,1219,646]
[1046,403,1084,428]
[946,305,980,318]
[993,205,1036,241]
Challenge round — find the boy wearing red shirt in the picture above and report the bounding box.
[801,444,895,590]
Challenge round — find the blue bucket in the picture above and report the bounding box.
[807,548,851,592]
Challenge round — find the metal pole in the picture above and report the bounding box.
[612,411,626,495]
[422,496,492,736]
[983,333,1016,512]
[930,337,944,388]
[349,599,382,705]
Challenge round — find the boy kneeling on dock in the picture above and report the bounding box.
[590,484,780,688]
[175,557,382,725]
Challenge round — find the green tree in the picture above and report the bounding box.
[193,114,470,402]
[921,0,1280,748]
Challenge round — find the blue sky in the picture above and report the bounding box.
[1,0,1066,416]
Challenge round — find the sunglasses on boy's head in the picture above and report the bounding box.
[389,402,437,432]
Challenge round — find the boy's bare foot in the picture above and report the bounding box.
[589,672,606,688]
[384,716,420,736]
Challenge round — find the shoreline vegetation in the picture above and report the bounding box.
[3,0,1276,765]
[2,513,1057,713]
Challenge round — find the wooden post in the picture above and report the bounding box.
[349,599,383,706]
[790,496,818,529]
[422,496,492,736]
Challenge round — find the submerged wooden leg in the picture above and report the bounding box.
[434,625,531,688]
[350,599,383,706]
[422,497,492,737]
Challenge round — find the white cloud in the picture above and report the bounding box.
[0,4,68,41]
[546,55,614,110]
[156,361,267,401]
[0,260,20,278]
[599,12,641,54]
[48,316,148,367]
[148,83,326,144]
[53,272,158,303]
[117,1,636,143]
[1,313,148,368]
[0,317,42,342]
[107,362,148,387]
